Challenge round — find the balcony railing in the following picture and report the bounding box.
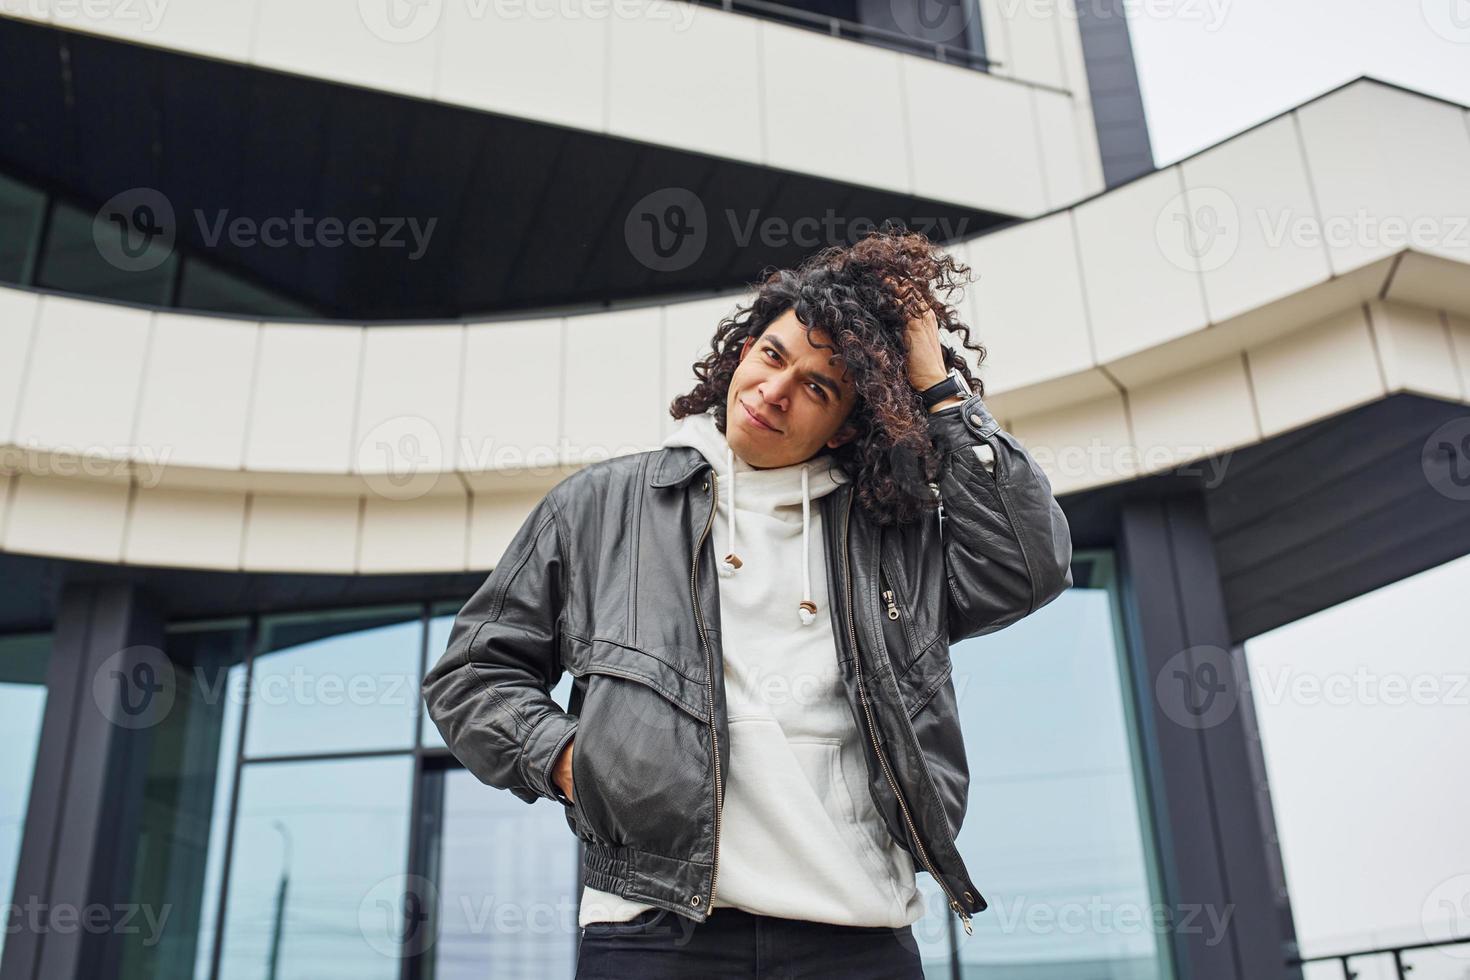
[684,0,999,72]
[1288,935,1470,979]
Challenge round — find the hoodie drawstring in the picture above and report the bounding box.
[718,446,818,627]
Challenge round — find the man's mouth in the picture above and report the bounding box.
[740,400,779,433]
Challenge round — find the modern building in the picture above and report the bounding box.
[1,1,1468,978]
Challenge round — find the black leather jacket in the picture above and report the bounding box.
[422,392,1073,934]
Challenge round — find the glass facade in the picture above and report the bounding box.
[0,632,51,969]
[952,553,1171,980]
[9,548,1164,979]
[0,170,317,319]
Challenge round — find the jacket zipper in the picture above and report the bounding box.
[843,487,974,935]
[691,469,723,913]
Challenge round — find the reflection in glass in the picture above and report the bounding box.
[423,768,579,980]
[218,756,414,980]
[950,553,1170,979]
[247,608,422,757]
[116,622,249,980]
[36,199,178,306]
[0,174,45,283]
[0,633,50,967]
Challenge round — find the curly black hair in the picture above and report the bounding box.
[669,225,986,527]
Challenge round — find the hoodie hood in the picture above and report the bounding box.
[660,410,850,626]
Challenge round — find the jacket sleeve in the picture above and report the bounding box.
[422,491,578,807]
[925,392,1074,642]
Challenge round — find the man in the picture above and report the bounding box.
[423,229,1073,978]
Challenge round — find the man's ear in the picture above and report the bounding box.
[826,422,859,451]
[738,335,755,361]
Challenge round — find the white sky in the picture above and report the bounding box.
[1126,0,1470,166]
[1125,2,1470,971]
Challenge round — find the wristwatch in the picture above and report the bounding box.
[919,366,974,409]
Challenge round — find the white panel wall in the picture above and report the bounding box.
[354,325,463,488]
[245,324,362,473]
[460,317,564,472]
[1245,306,1385,437]
[1073,168,1209,362]
[904,57,1048,214]
[252,0,438,98]
[12,296,151,459]
[133,312,258,470]
[436,0,608,133]
[760,22,911,192]
[966,211,1093,392]
[608,3,762,165]
[1,3,1094,216]
[0,288,39,445]
[1180,115,1333,324]
[1297,81,1470,276]
[51,0,258,61]
[564,307,665,461]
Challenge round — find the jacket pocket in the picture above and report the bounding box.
[561,636,713,851]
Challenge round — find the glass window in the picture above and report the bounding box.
[116,621,250,980]
[247,608,423,758]
[949,552,1172,979]
[217,755,415,980]
[176,258,318,318]
[0,632,50,967]
[421,768,580,979]
[0,174,46,284]
[36,198,179,306]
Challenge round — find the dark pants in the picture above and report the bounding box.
[574,906,927,979]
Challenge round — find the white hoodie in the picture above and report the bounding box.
[577,410,927,928]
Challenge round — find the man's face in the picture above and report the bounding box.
[725,309,859,469]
